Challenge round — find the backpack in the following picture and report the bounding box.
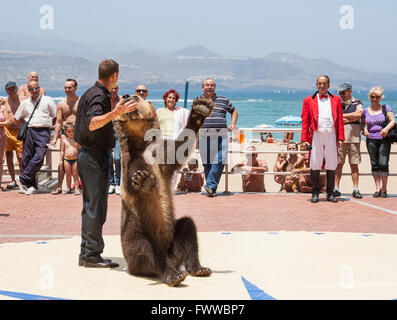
[382,105,397,143]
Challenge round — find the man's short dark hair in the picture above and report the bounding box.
[98,59,119,80]
[317,75,330,84]
[66,78,78,87]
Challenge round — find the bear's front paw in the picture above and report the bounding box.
[191,97,215,119]
[130,170,156,193]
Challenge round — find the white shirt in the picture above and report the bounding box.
[317,94,335,133]
[14,95,57,128]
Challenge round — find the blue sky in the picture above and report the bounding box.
[1,0,397,73]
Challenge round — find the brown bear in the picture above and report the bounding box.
[114,95,214,287]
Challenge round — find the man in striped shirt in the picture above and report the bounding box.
[198,78,238,197]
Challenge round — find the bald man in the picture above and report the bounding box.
[18,71,46,101]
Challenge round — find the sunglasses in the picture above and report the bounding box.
[370,95,380,99]
[28,86,40,92]
[339,91,348,95]
[136,89,147,93]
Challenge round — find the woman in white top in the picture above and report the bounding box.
[157,89,190,189]
[157,89,189,139]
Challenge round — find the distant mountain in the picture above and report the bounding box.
[1,42,396,91]
[173,45,219,57]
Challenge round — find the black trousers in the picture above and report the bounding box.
[77,148,110,259]
[366,138,391,176]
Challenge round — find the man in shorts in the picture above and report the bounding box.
[50,79,80,194]
[334,83,363,199]
[3,82,23,189]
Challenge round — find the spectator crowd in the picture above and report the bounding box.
[0,71,395,200]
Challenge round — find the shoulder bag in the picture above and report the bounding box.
[17,96,42,141]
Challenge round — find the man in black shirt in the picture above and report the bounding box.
[75,59,137,268]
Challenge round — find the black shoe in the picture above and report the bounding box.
[352,190,362,199]
[333,189,341,197]
[327,194,338,203]
[84,256,119,268]
[310,193,319,203]
[380,191,388,198]
[204,185,215,198]
[373,191,381,197]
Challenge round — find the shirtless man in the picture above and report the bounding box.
[231,145,268,192]
[177,158,204,192]
[50,79,80,194]
[3,82,23,189]
[18,71,46,101]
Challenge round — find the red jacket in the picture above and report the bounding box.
[301,92,345,144]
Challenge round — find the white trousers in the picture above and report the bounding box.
[310,131,338,171]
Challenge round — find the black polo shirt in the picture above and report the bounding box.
[74,81,114,151]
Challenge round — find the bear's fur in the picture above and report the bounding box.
[114,95,214,286]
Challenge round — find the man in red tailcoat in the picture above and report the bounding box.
[301,75,345,203]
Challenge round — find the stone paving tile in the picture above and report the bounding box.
[1,190,397,244]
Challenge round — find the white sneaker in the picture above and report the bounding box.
[108,185,116,194]
[15,176,28,193]
[25,186,38,195]
[115,185,121,195]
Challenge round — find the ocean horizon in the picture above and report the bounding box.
[3,88,397,141]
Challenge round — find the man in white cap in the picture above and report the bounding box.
[334,82,363,199]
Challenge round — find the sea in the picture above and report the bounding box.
[9,88,397,141]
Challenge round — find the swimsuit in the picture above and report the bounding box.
[64,157,77,165]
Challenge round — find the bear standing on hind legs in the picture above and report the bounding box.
[114,95,214,287]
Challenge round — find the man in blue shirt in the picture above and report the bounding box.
[198,78,238,197]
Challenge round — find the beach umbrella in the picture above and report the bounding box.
[275,115,302,126]
[254,124,275,129]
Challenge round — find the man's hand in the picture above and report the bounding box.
[114,98,138,116]
[338,140,344,148]
[229,123,236,131]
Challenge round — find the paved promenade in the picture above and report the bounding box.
[1,190,397,244]
[1,190,397,300]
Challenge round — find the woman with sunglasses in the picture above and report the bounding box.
[362,86,396,197]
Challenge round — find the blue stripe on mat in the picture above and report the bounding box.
[241,277,276,300]
[0,290,67,300]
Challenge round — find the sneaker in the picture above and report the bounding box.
[15,176,28,193]
[25,186,38,195]
[352,190,362,199]
[115,185,121,195]
[204,185,215,198]
[108,185,115,194]
[333,188,341,197]
[7,181,17,189]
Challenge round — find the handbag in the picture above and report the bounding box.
[382,105,397,143]
[17,96,42,141]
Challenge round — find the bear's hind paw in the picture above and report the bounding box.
[187,266,212,277]
[164,271,188,287]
